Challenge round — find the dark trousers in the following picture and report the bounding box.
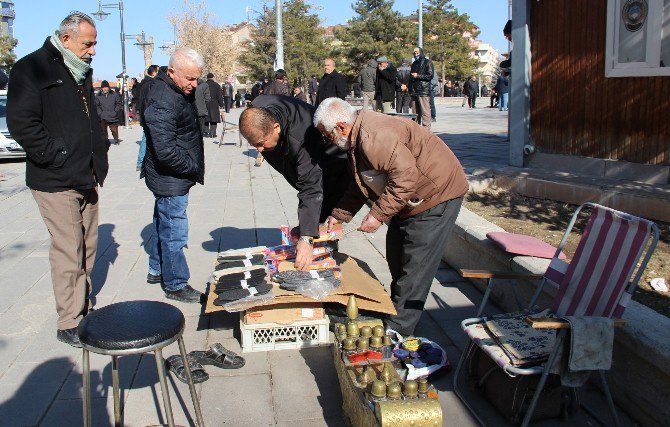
[207,122,218,136]
[395,92,411,113]
[101,120,119,143]
[223,96,232,113]
[468,94,477,108]
[384,197,463,335]
[198,117,208,136]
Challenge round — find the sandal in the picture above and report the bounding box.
[165,354,209,384]
[189,343,245,369]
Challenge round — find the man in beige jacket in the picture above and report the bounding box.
[314,97,469,336]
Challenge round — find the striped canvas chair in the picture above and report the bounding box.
[452,203,659,427]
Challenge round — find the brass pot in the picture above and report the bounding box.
[342,337,357,351]
[382,335,393,347]
[346,322,359,338]
[380,362,395,385]
[364,366,377,382]
[372,325,385,337]
[387,382,402,400]
[403,380,418,398]
[360,326,373,338]
[357,337,370,351]
[370,380,387,398]
[418,377,429,394]
[369,336,383,350]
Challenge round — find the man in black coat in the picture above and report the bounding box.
[205,72,224,137]
[142,47,205,303]
[135,64,159,171]
[7,12,109,347]
[464,75,479,108]
[374,55,396,113]
[315,58,347,108]
[409,47,435,131]
[239,95,351,269]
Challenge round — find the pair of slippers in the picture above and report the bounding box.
[165,343,246,384]
[213,281,273,306]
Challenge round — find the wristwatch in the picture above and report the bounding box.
[298,236,314,245]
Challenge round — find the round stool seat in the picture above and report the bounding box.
[77,300,185,352]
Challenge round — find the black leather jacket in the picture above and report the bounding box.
[409,50,434,96]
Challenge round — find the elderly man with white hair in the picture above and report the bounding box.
[314,98,469,336]
[141,47,206,303]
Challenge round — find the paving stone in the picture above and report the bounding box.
[269,347,342,422]
[198,373,275,425]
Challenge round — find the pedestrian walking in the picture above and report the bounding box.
[95,80,122,144]
[357,59,377,111]
[395,58,411,114]
[315,58,347,108]
[141,47,205,304]
[205,72,225,137]
[409,47,434,131]
[7,11,109,347]
[136,64,159,171]
[495,71,510,111]
[464,75,479,108]
[374,56,396,113]
[222,80,234,113]
[308,75,319,106]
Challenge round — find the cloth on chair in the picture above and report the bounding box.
[487,232,567,260]
[550,316,614,386]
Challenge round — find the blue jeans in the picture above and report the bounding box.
[499,92,509,111]
[148,194,190,291]
[137,132,147,168]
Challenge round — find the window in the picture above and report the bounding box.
[605,0,670,76]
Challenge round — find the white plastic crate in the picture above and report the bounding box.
[239,313,331,353]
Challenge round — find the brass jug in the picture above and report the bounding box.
[346,295,358,321]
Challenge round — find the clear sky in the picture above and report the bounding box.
[13,0,510,81]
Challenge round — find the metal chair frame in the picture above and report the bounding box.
[452,202,660,427]
[81,324,205,427]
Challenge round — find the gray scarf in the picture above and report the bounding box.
[49,31,90,85]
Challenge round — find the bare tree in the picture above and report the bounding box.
[169,0,237,81]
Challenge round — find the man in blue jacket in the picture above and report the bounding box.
[142,48,205,303]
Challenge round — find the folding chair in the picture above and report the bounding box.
[453,202,659,426]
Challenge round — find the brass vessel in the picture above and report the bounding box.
[346,322,359,338]
[357,337,370,351]
[372,325,385,337]
[357,369,371,387]
[375,399,442,426]
[418,377,429,394]
[380,362,395,385]
[359,325,373,338]
[386,382,402,400]
[346,295,359,321]
[342,337,357,351]
[403,380,418,399]
[370,380,387,398]
[369,336,383,350]
[382,335,393,347]
[363,366,377,382]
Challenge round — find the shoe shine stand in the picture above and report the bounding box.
[332,296,442,426]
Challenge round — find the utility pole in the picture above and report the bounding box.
[418,0,423,48]
[275,0,284,71]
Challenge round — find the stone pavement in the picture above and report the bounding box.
[0,100,628,426]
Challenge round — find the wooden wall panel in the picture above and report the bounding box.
[529,0,670,165]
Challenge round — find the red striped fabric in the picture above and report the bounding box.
[549,205,650,318]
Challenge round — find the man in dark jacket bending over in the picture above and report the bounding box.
[239,95,351,269]
[142,47,205,303]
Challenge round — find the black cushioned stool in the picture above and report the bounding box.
[77,300,204,427]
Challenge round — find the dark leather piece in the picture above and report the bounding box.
[77,300,184,351]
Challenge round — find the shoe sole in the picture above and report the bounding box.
[147,278,162,284]
[165,293,203,303]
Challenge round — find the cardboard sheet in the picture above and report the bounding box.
[205,252,396,315]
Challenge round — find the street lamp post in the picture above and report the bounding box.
[418,0,423,48]
[92,0,133,128]
[275,0,284,71]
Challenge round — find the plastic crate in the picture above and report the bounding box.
[239,313,331,353]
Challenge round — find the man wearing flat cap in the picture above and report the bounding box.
[374,56,396,113]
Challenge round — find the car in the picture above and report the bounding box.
[0,89,26,159]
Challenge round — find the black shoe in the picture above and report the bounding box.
[147,273,163,284]
[57,327,82,348]
[165,285,204,303]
